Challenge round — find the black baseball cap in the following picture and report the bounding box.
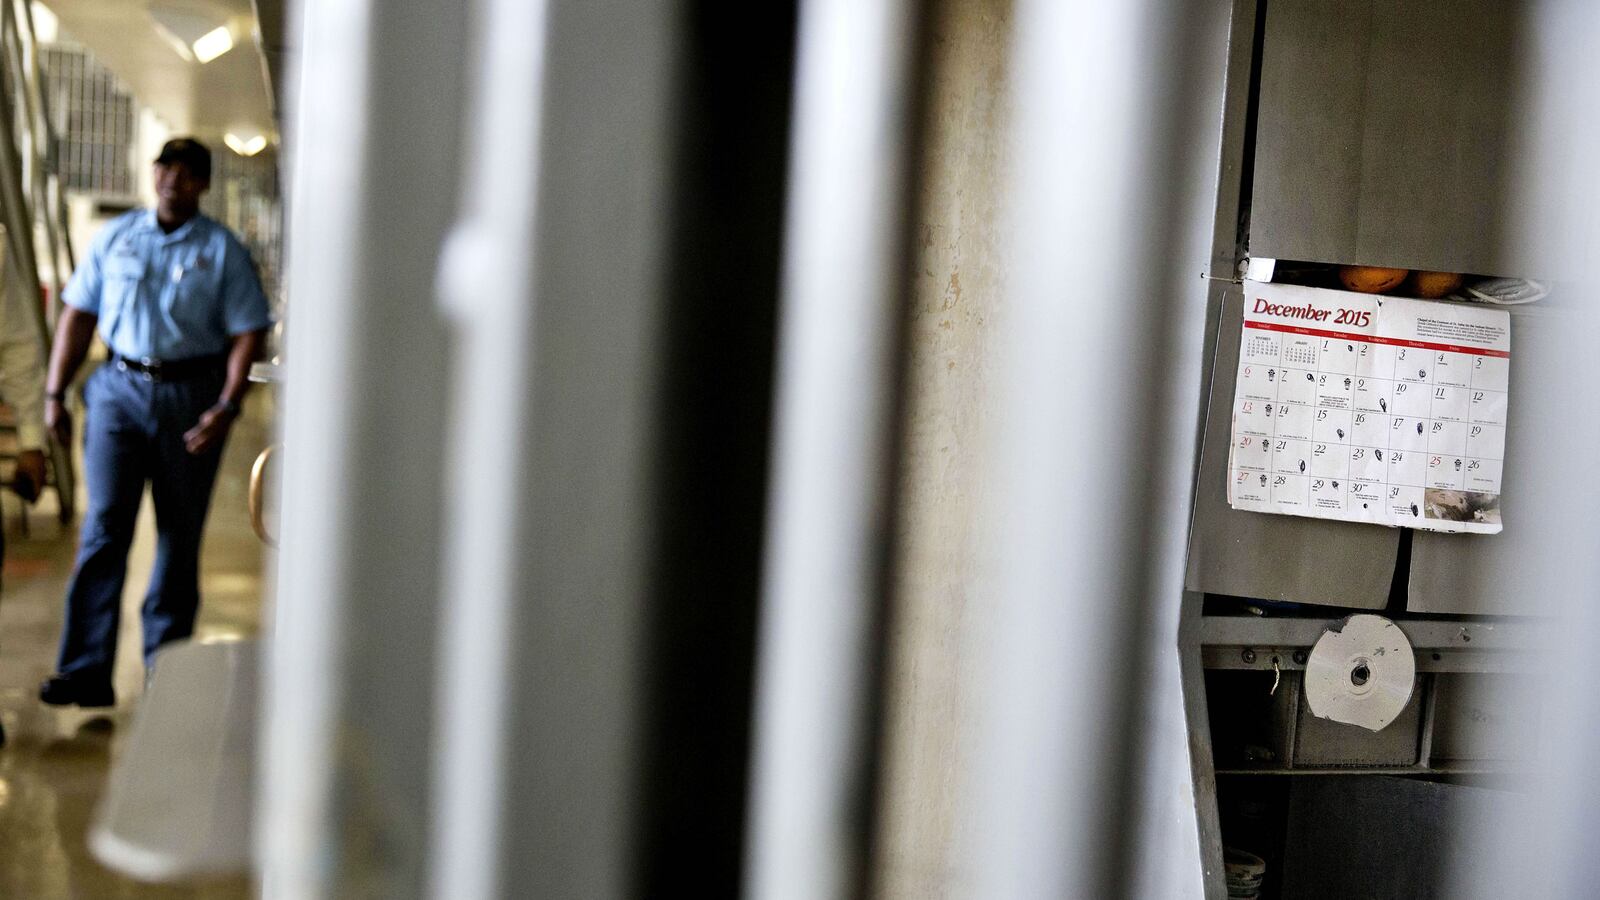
[155,137,211,181]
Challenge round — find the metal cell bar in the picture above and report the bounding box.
[426,0,687,896]
[1478,2,1600,897]
[0,5,74,519]
[4,1,63,309]
[0,28,47,350]
[260,0,469,894]
[742,0,921,897]
[51,173,70,271]
[426,0,546,896]
[259,0,378,892]
[959,0,1227,896]
[19,0,72,275]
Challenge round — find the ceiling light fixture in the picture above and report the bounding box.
[29,3,58,44]
[224,133,268,157]
[148,7,235,64]
[191,25,234,63]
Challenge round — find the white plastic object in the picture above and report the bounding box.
[1463,277,1549,305]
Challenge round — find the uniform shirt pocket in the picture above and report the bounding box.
[101,254,146,333]
[166,250,222,336]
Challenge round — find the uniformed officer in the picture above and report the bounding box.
[38,137,272,708]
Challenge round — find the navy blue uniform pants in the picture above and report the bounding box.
[56,361,226,679]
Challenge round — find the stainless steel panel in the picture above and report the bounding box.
[1282,776,1531,899]
[1251,0,1528,276]
[1185,285,1399,607]
[1408,306,1565,615]
[1293,678,1422,767]
[1429,673,1540,763]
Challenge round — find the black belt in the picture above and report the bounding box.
[112,353,225,382]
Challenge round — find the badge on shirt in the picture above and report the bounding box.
[170,254,212,284]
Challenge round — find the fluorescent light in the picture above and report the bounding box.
[224,133,268,156]
[30,3,58,44]
[147,7,234,64]
[191,25,234,63]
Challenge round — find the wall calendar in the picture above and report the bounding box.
[1227,281,1511,534]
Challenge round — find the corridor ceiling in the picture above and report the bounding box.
[40,0,284,141]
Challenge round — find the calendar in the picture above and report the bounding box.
[1227,281,1511,534]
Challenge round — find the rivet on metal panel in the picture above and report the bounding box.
[1241,648,1257,664]
[1292,650,1307,666]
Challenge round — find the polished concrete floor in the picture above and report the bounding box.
[0,394,271,899]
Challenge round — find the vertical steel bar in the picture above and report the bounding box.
[428,0,545,896]
[0,0,74,528]
[742,1,921,898]
[429,0,684,894]
[258,1,371,894]
[959,0,1219,896]
[6,1,63,313]
[260,0,468,895]
[1460,3,1600,898]
[17,0,69,282]
[0,16,46,350]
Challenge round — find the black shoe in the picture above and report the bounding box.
[38,674,115,708]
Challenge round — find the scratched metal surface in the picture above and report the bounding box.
[1251,0,1536,278]
[1185,285,1399,608]
[1408,305,1567,615]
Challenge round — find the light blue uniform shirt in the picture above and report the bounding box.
[62,209,273,361]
